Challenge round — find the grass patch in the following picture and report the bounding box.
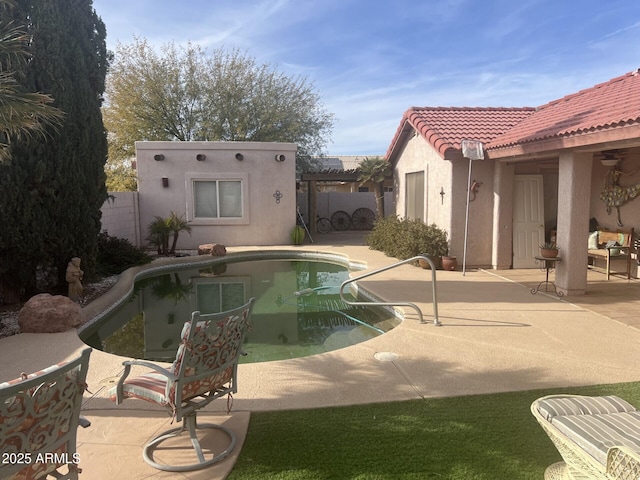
[229,382,640,480]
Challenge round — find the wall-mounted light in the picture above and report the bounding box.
[440,187,445,204]
[275,154,286,162]
[235,153,244,161]
[154,154,165,161]
[601,158,619,167]
[196,154,206,161]
[162,177,169,188]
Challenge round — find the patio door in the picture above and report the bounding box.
[513,175,545,268]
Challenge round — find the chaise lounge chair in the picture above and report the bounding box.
[531,394,640,479]
[108,298,255,472]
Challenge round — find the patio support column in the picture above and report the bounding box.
[491,160,515,269]
[309,180,318,234]
[555,152,592,296]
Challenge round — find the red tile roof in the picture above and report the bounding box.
[386,69,640,161]
[386,107,535,161]
[489,69,640,150]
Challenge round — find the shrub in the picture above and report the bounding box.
[147,212,191,255]
[366,217,449,260]
[96,232,152,276]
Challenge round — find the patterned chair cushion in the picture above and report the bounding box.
[109,372,170,406]
[169,318,234,405]
[109,316,236,411]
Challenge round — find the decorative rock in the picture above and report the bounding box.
[197,244,227,256]
[17,294,84,333]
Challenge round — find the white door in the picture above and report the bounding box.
[513,175,545,268]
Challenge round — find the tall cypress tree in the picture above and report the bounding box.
[0,0,108,302]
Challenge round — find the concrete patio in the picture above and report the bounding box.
[1,231,639,479]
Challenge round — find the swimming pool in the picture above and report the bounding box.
[79,252,400,363]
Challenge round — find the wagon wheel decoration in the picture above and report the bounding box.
[351,207,375,230]
[330,210,351,231]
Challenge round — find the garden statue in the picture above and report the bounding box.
[65,257,84,303]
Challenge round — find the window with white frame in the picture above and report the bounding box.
[186,173,249,224]
[194,180,242,218]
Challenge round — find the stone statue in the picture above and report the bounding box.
[65,257,84,303]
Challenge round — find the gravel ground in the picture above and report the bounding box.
[0,275,119,339]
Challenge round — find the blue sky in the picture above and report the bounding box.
[93,0,640,155]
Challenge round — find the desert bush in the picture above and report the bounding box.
[366,217,448,260]
[96,232,152,276]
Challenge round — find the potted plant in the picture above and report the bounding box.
[291,225,305,245]
[540,241,559,258]
[408,221,448,269]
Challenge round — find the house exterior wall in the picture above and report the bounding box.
[450,157,496,267]
[100,191,140,246]
[393,134,497,266]
[136,141,297,249]
[394,134,452,229]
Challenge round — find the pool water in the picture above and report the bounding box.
[80,258,399,363]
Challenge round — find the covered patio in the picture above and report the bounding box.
[488,70,640,296]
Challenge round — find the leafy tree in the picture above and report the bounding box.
[103,38,334,188]
[0,0,109,302]
[105,159,137,191]
[357,156,391,219]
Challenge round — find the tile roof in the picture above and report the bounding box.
[386,69,640,161]
[386,107,535,161]
[488,69,640,150]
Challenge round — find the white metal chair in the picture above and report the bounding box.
[0,348,92,480]
[109,298,255,472]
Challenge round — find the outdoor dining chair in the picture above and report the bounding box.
[0,348,92,480]
[108,297,255,472]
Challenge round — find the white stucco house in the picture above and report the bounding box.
[387,69,640,295]
[135,141,297,249]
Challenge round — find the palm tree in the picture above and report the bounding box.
[167,212,191,254]
[357,156,391,219]
[0,0,63,162]
[147,216,172,255]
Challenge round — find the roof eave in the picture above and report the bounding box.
[488,123,640,160]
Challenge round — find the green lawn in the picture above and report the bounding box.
[229,382,640,480]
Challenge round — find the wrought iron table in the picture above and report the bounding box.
[531,256,563,297]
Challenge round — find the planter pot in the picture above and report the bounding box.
[418,256,440,269]
[540,248,559,258]
[291,226,305,245]
[441,256,458,271]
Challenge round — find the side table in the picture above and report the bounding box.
[531,256,563,297]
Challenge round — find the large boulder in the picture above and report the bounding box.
[197,243,227,256]
[17,294,83,333]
